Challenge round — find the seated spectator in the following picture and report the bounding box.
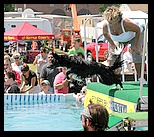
[76,86,86,104]
[11,52,23,75]
[4,57,21,86]
[39,80,51,94]
[102,49,121,74]
[5,71,20,94]
[102,50,110,66]
[54,67,69,94]
[81,104,109,131]
[20,63,41,94]
[123,44,134,73]
[68,37,85,56]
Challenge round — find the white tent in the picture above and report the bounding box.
[122,10,148,19]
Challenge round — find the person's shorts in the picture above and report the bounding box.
[37,73,40,78]
[129,31,144,64]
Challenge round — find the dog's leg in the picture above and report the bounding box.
[112,84,118,89]
[119,82,124,90]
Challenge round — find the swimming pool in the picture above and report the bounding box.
[4,94,84,131]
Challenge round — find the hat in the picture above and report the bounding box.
[12,53,20,59]
[127,44,131,49]
[41,80,50,85]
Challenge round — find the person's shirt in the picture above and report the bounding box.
[67,47,85,56]
[5,82,20,94]
[40,63,59,87]
[12,70,21,85]
[39,90,51,94]
[22,70,38,86]
[36,53,48,74]
[11,63,22,75]
[104,18,144,42]
[54,72,68,94]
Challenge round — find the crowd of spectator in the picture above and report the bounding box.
[4,37,87,104]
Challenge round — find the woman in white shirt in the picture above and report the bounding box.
[102,6,147,84]
[11,53,23,75]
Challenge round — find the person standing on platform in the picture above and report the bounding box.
[102,6,147,84]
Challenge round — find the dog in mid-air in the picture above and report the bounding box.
[52,50,124,90]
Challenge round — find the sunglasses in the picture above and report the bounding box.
[21,70,28,73]
[14,57,19,59]
[80,90,86,94]
[42,83,48,86]
[48,56,53,59]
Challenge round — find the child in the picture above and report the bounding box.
[39,80,51,94]
[76,86,86,104]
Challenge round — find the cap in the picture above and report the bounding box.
[41,80,50,85]
[127,44,131,49]
[13,53,20,59]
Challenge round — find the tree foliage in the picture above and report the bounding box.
[4,4,15,12]
[98,4,121,13]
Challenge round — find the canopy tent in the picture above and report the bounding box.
[4,22,55,41]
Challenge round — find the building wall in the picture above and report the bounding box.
[13,4,100,15]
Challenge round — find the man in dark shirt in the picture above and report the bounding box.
[40,52,59,93]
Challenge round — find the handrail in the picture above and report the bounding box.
[140,22,148,103]
[83,16,103,61]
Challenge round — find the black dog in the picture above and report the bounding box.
[53,52,124,90]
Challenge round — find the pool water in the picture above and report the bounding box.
[4,97,84,131]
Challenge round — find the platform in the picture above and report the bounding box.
[107,112,148,131]
[84,82,148,113]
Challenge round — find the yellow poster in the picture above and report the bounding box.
[84,89,136,114]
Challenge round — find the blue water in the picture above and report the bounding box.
[4,100,84,131]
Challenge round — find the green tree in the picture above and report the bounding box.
[4,4,15,12]
[98,4,121,13]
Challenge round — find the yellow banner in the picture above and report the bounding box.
[84,89,136,114]
[21,36,51,40]
[4,36,15,41]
